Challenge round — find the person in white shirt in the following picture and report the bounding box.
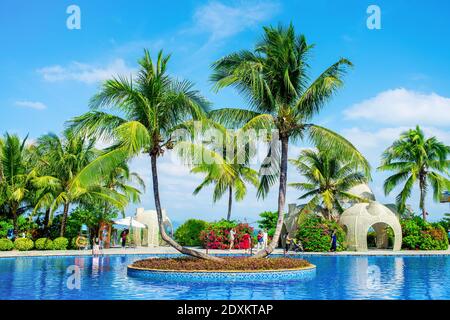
[263,229,268,249]
[229,228,236,250]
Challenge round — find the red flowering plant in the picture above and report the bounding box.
[200,219,254,249]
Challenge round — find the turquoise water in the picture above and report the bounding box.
[0,254,449,300]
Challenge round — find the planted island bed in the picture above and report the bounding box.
[130,257,313,271]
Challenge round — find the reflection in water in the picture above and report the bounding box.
[1,255,450,299]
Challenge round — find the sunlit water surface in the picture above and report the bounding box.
[1,254,449,300]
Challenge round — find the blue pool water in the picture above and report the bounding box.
[1,254,450,300]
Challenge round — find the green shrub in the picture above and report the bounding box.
[0,239,14,251]
[174,219,208,246]
[53,237,69,250]
[35,238,54,250]
[257,211,278,237]
[296,214,347,252]
[401,217,448,250]
[14,238,34,251]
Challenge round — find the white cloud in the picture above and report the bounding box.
[15,100,47,110]
[343,88,450,126]
[342,126,450,166]
[192,1,279,41]
[37,59,135,84]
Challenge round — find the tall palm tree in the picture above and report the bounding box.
[378,126,450,220]
[0,133,53,235]
[68,50,220,261]
[36,132,127,236]
[289,148,369,221]
[191,128,259,220]
[210,24,369,257]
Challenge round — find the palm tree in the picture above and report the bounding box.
[68,50,220,261]
[210,24,369,257]
[0,133,53,235]
[191,128,259,220]
[289,148,369,221]
[378,126,450,220]
[35,132,127,236]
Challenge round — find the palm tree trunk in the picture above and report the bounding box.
[227,186,233,221]
[253,136,289,258]
[419,174,427,221]
[150,153,222,261]
[12,205,18,237]
[60,202,70,237]
[43,208,51,236]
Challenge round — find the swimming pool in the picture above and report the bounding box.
[1,254,449,300]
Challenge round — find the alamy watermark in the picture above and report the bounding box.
[367,5,381,30]
[66,5,81,30]
[66,265,81,290]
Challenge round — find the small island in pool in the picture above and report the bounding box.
[128,257,316,282]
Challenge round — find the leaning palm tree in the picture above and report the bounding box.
[211,24,369,257]
[289,148,369,221]
[378,126,450,220]
[191,127,259,221]
[68,49,221,261]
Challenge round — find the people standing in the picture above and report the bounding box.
[262,228,268,249]
[284,234,292,253]
[229,228,236,250]
[257,230,264,250]
[242,232,251,254]
[330,230,337,252]
[100,226,108,249]
[120,229,128,249]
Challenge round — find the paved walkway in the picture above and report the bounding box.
[1,246,450,258]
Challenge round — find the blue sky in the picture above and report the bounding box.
[1,0,449,224]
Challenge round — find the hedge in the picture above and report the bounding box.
[35,238,54,250]
[53,237,69,250]
[14,238,34,251]
[0,238,14,251]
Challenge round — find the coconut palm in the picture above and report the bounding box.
[35,132,128,236]
[289,148,369,221]
[0,133,54,235]
[68,49,220,260]
[378,126,450,220]
[210,24,369,257]
[191,128,259,221]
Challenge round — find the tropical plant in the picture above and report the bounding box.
[401,216,448,250]
[14,238,34,251]
[0,239,14,251]
[257,211,277,237]
[68,49,220,260]
[174,219,208,246]
[200,220,254,250]
[0,133,52,235]
[34,132,128,236]
[296,214,346,252]
[379,126,450,220]
[53,237,69,250]
[289,148,369,221]
[210,24,369,257]
[191,127,259,221]
[35,238,54,250]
